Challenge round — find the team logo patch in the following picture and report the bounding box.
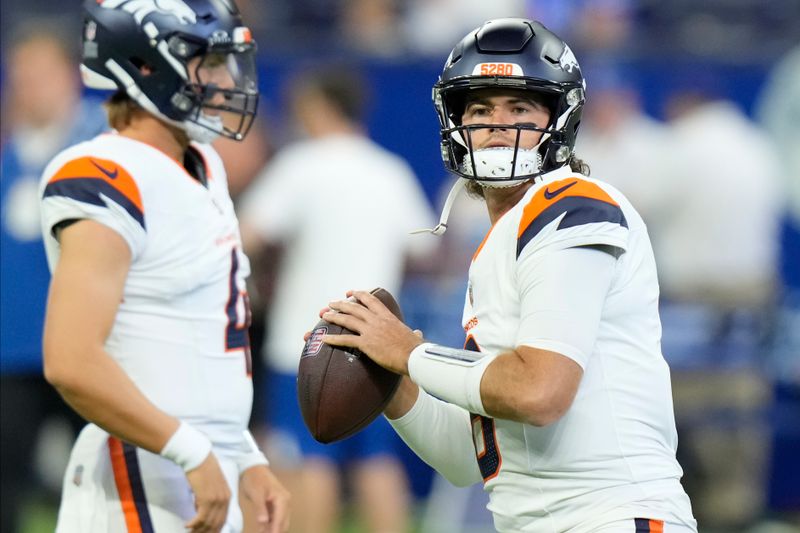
[473,62,523,76]
[302,327,327,357]
[99,0,197,25]
[558,45,580,73]
[72,465,84,487]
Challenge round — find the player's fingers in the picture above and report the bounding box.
[327,299,371,320]
[186,494,228,532]
[321,333,360,348]
[303,330,311,342]
[351,290,396,318]
[266,496,290,533]
[318,306,330,318]
[249,493,270,531]
[322,309,366,332]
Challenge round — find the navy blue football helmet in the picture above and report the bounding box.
[434,18,586,184]
[81,0,258,142]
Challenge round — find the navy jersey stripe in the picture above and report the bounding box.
[43,177,145,230]
[464,336,480,352]
[122,443,155,533]
[516,196,627,258]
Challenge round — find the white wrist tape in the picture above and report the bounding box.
[408,343,496,416]
[160,421,213,472]
[235,430,269,473]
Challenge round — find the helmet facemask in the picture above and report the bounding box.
[177,46,259,142]
[447,114,550,188]
[436,82,584,187]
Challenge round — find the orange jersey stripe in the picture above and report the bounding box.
[108,437,144,533]
[649,519,664,533]
[472,204,515,262]
[517,177,619,239]
[48,157,143,213]
[472,225,495,263]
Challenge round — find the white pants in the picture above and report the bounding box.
[55,424,243,533]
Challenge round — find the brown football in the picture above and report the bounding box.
[297,287,403,444]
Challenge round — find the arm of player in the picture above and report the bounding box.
[43,219,231,531]
[43,219,179,451]
[385,378,481,487]
[322,247,614,427]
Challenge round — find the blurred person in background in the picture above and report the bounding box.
[238,66,435,533]
[0,21,108,533]
[525,0,635,55]
[575,60,670,207]
[38,1,289,531]
[644,87,783,532]
[756,43,800,523]
[402,0,527,56]
[213,118,274,201]
[340,0,404,57]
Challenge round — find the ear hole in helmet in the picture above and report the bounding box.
[130,57,155,76]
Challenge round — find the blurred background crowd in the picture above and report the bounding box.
[1,1,798,532]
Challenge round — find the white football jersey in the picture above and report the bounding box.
[40,133,253,451]
[463,166,695,532]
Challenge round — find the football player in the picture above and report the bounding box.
[321,18,698,533]
[40,1,289,531]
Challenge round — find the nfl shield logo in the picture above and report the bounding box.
[302,327,327,357]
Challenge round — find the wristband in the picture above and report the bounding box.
[235,430,269,473]
[407,343,496,416]
[160,421,213,472]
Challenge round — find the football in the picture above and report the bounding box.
[298,287,403,444]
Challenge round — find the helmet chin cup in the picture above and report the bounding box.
[460,147,542,187]
[183,117,222,144]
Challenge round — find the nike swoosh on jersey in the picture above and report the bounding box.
[516,178,627,258]
[44,157,145,229]
[90,159,119,179]
[543,180,578,200]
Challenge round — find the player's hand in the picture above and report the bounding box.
[185,452,231,532]
[239,465,290,533]
[322,289,422,375]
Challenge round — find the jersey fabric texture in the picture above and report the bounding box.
[396,165,696,533]
[39,133,255,530]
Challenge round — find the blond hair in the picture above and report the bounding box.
[104,90,144,131]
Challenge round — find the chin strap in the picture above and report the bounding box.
[410,177,468,236]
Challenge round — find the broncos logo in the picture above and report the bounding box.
[99,0,197,25]
[558,44,580,74]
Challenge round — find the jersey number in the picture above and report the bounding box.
[225,248,252,375]
[465,335,501,482]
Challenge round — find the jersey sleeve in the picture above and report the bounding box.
[514,246,617,368]
[387,389,482,487]
[40,156,147,258]
[516,177,628,260]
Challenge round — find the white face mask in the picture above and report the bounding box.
[183,112,224,144]
[460,147,542,188]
